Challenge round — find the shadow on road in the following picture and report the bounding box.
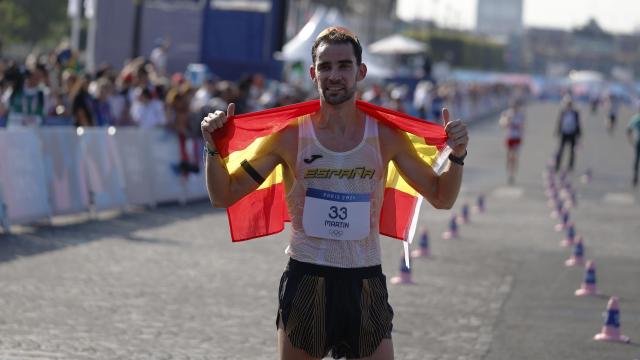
[0,200,223,264]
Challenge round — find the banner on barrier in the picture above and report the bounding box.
[0,129,51,224]
[113,128,156,207]
[40,128,90,215]
[79,128,128,211]
[149,129,187,203]
[0,181,7,229]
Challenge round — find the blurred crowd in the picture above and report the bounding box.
[0,41,528,137]
[0,41,310,130]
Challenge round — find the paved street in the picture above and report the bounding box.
[0,102,639,359]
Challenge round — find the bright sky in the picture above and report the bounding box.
[396,0,640,34]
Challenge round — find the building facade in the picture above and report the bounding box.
[476,0,523,40]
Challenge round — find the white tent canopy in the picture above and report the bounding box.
[368,34,427,55]
[568,70,604,83]
[280,7,392,79]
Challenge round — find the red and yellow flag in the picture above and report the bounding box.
[212,100,448,242]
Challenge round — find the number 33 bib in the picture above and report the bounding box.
[302,188,371,240]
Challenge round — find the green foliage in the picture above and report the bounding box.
[406,29,505,70]
[0,0,70,48]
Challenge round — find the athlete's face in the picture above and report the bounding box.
[311,43,367,106]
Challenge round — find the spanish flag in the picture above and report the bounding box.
[212,100,448,242]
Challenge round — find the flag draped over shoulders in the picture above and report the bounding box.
[212,100,448,242]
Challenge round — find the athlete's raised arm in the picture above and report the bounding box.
[201,103,284,208]
[381,108,468,209]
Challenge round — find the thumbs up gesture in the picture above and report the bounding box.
[442,108,468,157]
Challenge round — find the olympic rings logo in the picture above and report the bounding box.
[330,229,344,237]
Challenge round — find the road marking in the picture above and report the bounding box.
[602,192,636,205]
[492,187,524,199]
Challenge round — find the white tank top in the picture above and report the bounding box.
[285,115,385,268]
[508,110,525,139]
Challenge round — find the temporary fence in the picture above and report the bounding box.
[0,127,207,230]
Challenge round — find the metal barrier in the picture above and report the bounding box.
[0,127,207,230]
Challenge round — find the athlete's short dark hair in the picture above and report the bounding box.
[311,27,362,65]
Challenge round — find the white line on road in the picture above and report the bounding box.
[492,187,524,199]
[602,192,636,205]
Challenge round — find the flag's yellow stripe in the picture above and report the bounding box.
[224,131,437,193]
[224,135,283,190]
[385,132,439,194]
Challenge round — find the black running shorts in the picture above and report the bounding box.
[276,258,394,359]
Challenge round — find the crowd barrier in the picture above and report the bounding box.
[0,97,510,232]
[0,127,207,231]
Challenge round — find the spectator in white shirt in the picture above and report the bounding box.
[130,87,166,129]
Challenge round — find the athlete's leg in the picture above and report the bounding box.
[568,134,577,171]
[633,141,640,186]
[278,322,320,360]
[348,338,394,360]
[555,136,567,172]
[506,148,516,184]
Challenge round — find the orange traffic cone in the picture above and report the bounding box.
[554,209,570,231]
[580,168,592,184]
[565,236,585,267]
[472,194,485,213]
[457,203,470,224]
[390,256,413,285]
[575,260,598,296]
[560,223,576,247]
[442,215,459,239]
[411,230,431,258]
[594,297,630,343]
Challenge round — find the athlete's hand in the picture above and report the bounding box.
[201,103,235,147]
[443,108,468,157]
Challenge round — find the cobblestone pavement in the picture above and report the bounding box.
[0,103,638,359]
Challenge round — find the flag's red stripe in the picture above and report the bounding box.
[355,101,447,149]
[213,101,320,158]
[379,188,418,240]
[227,183,287,241]
[212,100,448,158]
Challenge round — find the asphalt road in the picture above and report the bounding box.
[0,102,638,359]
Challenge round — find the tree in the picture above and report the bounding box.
[0,0,70,48]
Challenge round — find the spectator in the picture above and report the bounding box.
[150,38,170,77]
[555,96,582,172]
[190,75,217,113]
[413,80,433,119]
[130,87,166,129]
[7,68,46,127]
[626,106,640,187]
[71,74,96,127]
[93,77,116,126]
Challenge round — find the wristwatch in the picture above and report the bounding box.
[448,150,467,166]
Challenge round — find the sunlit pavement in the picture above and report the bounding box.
[0,102,638,359]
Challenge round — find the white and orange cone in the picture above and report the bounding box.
[550,200,564,218]
[442,215,459,239]
[458,203,470,224]
[581,168,592,184]
[560,223,576,247]
[554,209,570,231]
[565,236,585,267]
[575,260,598,296]
[594,297,630,343]
[411,230,431,258]
[390,256,413,285]
[472,194,485,213]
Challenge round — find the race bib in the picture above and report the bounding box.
[302,188,371,240]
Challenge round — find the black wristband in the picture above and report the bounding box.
[204,145,219,157]
[241,160,266,184]
[448,150,467,166]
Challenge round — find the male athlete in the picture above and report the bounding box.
[201,27,468,359]
[499,99,526,184]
